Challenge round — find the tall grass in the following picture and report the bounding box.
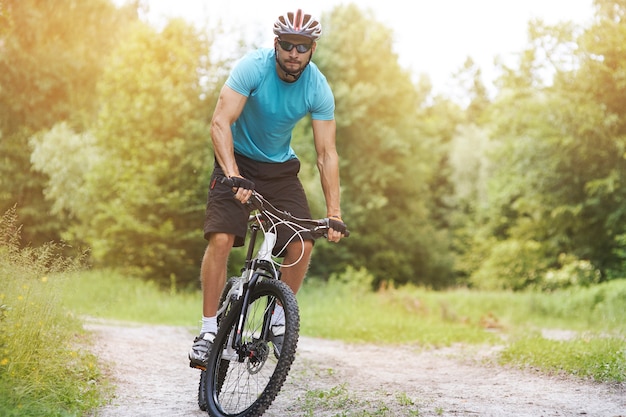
[59,269,201,327]
[0,207,107,417]
[298,272,502,346]
[297,267,626,382]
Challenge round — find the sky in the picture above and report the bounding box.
[127,0,595,95]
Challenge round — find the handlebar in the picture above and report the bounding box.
[249,191,350,238]
[219,176,349,238]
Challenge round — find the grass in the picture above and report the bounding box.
[500,334,626,382]
[59,269,202,327]
[297,384,420,417]
[297,278,503,346]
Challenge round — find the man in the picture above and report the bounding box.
[189,9,347,369]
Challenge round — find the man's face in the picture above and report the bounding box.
[275,34,316,75]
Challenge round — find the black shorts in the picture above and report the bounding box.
[203,153,313,255]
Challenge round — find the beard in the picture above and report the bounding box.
[275,47,311,81]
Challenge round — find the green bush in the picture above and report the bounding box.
[469,239,551,290]
[540,253,601,291]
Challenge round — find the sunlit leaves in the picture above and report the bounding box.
[463,0,626,287]
[74,19,215,285]
[312,5,454,287]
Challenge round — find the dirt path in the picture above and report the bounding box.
[85,320,625,417]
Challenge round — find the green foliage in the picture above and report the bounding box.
[468,239,547,290]
[314,5,455,287]
[542,254,601,290]
[328,265,374,293]
[5,0,626,294]
[459,5,626,288]
[29,123,101,239]
[0,0,137,247]
[33,19,217,287]
[448,124,492,208]
[0,208,107,416]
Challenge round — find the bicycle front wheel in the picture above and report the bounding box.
[198,276,241,412]
[205,279,300,417]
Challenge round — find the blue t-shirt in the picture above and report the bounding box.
[225,48,335,163]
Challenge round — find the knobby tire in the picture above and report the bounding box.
[198,277,241,412]
[205,279,300,417]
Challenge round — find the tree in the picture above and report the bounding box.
[88,19,217,286]
[31,18,218,287]
[0,0,136,246]
[463,2,626,288]
[310,5,455,287]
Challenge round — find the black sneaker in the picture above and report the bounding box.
[189,332,215,370]
[269,324,284,358]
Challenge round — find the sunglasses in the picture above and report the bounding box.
[277,39,313,53]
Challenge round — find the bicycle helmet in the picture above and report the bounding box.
[273,9,322,41]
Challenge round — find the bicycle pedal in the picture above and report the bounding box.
[190,362,206,371]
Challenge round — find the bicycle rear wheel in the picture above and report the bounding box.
[205,279,300,417]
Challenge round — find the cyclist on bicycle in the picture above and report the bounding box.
[189,9,348,370]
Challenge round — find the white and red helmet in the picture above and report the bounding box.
[273,9,322,41]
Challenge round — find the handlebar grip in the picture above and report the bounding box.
[323,218,350,238]
[220,175,255,191]
[219,176,233,187]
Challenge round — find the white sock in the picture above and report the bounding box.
[271,305,285,327]
[200,316,217,334]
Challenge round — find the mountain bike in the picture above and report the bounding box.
[197,179,349,417]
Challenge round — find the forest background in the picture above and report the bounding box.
[2,0,626,293]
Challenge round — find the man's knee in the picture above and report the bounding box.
[286,240,313,258]
[206,233,235,256]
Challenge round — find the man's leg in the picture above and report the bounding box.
[189,232,234,369]
[270,239,313,356]
[201,232,235,316]
[279,240,313,294]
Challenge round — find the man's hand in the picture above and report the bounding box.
[328,216,347,242]
[221,176,255,204]
[228,176,255,191]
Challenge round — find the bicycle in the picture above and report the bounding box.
[197,177,349,417]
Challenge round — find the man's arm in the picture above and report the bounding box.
[210,85,248,178]
[210,85,254,202]
[312,118,344,241]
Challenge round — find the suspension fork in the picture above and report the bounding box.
[230,221,279,358]
[229,223,259,353]
[231,261,277,359]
